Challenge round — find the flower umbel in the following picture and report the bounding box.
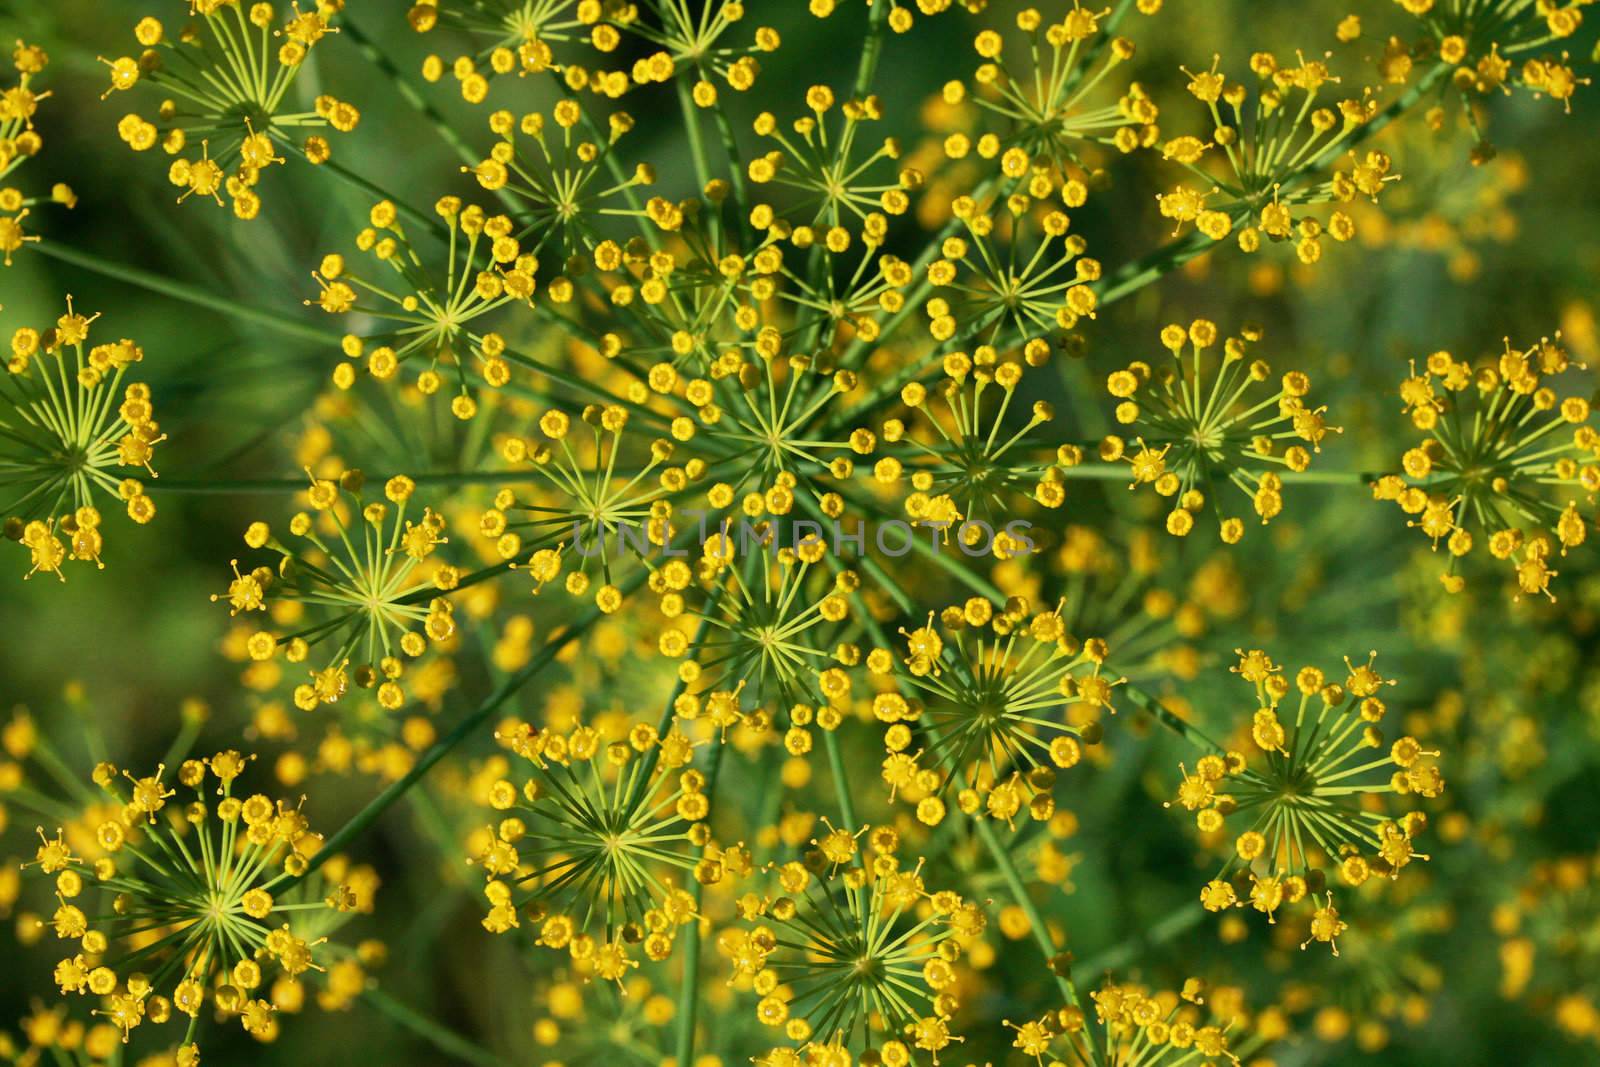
[1106,320,1338,541]
[1375,333,1598,599]
[26,751,348,1050]
[1173,649,1445,952]
[214,471,460,711]
[103,1,359,218]
[3,298,161,580]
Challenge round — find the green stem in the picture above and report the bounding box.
[361,987,513,1067]
[341,15,526,218]
[292,145,443,235]
[34,240,341,347]
[822,727,860,833]
[851,0,893,99]
[703,78,748,206]
[1074,900,1206,977]
[675,73,713,191]
[147,470,537,494]
[1120,680,1226,754]
[1093,224,1224,308]
[969,810,1104,1064]
[342,19,475,169]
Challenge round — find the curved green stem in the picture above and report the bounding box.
[1120,680,1226,754]
[851,0,893,99]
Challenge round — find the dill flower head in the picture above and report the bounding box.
[1373,333,1598,599]
[471,718,736,973]
[478,401,691,610]
[620,0,779,94]
[313,198,535,418]
[1393,0,1593,123]
[925,181,1101,347]
[1009,976,1269,1066]
[214,470,462,711]
[26,751,353,1050]
[408,0,603,88]
[1104,320,1338,542]
[0,689,210,876]
[662,527,857,716]
[664,195,914,367]
[784,234,914,350]
[102,1,360,219]
[727,825,982,1063]
[466,102,656,255]
[3,299,161,581]
[875,595,1122,826]
[880,345,1072,537]
[1171,648,1446,952]
[2,41,75,267]
[1158,53,1394,263]
[947,4,1157,175]
[511,203,876,521]
[666,336,866,510]
[747,86,917,230]
[427,0,779,100]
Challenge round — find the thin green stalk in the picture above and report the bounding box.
[1121,680,1226,754]
[341,16,525,218]
[969,809,1104,1065]
[851,0,893,99]
[362,986,513,1067]
[675,73,714,191]
[1093,224,1225,308]
[1308,60,1452,171]
[822,727,860,832]
[289,144,444,235]
[341,19,473,168]
[147,470,538,494]
[34,240,341,347]
[703,80,748,205]
[1074,900,1206,977]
